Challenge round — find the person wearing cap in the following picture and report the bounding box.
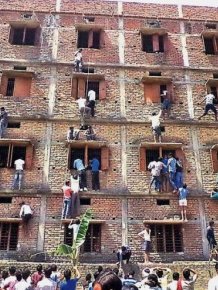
[0,107,8,138]
[208,263,218,290]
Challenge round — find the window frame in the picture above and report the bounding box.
[0,222,19,251]
[141,31,168,53]
[9,24,40,46]
[203,35,218,55]
[76,25,104,50]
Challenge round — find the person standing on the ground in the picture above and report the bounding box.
[148,110,162,143]
[0,107,8,138]
[208,263,218,290]
[167,153,177,193]
[36,267,57,290]
[90,157,100,191]
[138,223,152,264]
[181,268,197,290]
[73,158,87,191]
[60,269,80,290]
[178,184,188,221]
[31,264,44,288]
[87,89,96,117]
[74,48,83,72]
[2,266,16,290]
[61,181,72,219]
[12,157,25,190]
[153,267,172,290]
[199,92,217,121]
[166,272,180,290]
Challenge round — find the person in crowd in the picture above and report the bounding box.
[31,265,44,288]
[181,268,197,290]
[166,272,180,290]
[12,157,25,190]
[167,153,177,193]
[138,223,152,264]
[175,157,183,190]
[148,157,166,193]
[19,201,33,225]
[85,126,96,141]
[13,270,22,290]
[36,267,57,290]
[76,96,91,118]
[90,157,100,191]
[122,285,138,290]
[112,268,119,276]
[60,268,80,290]
[208,263,218,290]
[50,264,61,285]
[144,274,162,290]
[161,91,171,119]
[97,267,103,276]
[153,267,171,290]
[211,188,218,199]
[74,48,83,72]
[122,271,137,286]
[207,221,217,253]
[61,181,72,219]
[68,219,81,241]
[0,271,9,288]
[73,158,87,191]
[178,184,188,221]
[67,127,80,141]
[148,110,162,143]
[87,89,96,117]
[0,107,8,138]
[160,155,169,192]
[15,269,31,290]
[198,92,217,121]
[83,273,93,290]
[116,245,132,265]
[3,266,16,290]
[93,269,122,290]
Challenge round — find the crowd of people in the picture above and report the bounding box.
[1,262,218,290]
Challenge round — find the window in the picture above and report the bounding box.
[204,37,218,55]
[156,199,170,206]
[9,26,39,46]
[145,148,176,169]
[0,143,33,169]
[72,77,106,100]
[77,29,103,49]
[143,80,173,104]
[0,223,19,251]
[80,198,91,205]
[205,23,217,30]
[69,146,108,170]
[1,75,32,98]
[7,122,21,128]
[142,34,165,53]
[150,224,183,253]
[0,197,12,203]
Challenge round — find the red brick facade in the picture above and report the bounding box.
[0,0,217,263]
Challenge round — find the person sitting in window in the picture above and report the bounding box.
[148,110,162,143]
[67,127,80,141]
[0,107,8,138]
[87,90,96,117]
[85,126,96,141]
[198,92,217,121]
[161,91,171,119]
[116,245,132,266]
[74,48,83,72]
[12,157,25,190]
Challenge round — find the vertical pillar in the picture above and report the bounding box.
[37,195,47,251]
[198,199,209,259]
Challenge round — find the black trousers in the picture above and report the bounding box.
[117,251,131,263]
[79,170,87,189]
[92,171,100,190]
[88,100,96,117]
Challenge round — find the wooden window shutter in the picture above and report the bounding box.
[88,30,93,48]
[211,149,218,173]
[72,78,78,99]
[25,144,34,170]
[67,144,72,169]
[0,75,8,96]
[144,83,160,104]
[167,83,174,103]
[9,27,14,44]
[152,34,160,52]
[139,147,146,171]
[7,144,12,168]
[213,36,218,54]
[163,34,169,52]
[175,148,185,171]
[101,146,109,171]
[78,78,86,97]
[100,30,105,48]
[99,80,106,100]
[14,77,32,98]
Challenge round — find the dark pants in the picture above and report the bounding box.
[71,193,80,218]
[22,213,32,225]
[92,171,100,190]
[117,251,132,263]
[79,170,87,189]
[88,100,96,117]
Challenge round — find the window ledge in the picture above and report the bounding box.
[0,138,33,145]
[140,27,168,35]
[142,76,172,84]
[2,70,35,78]
[143,219,185,224]
[75,23,103,31]
[61,219,105,224]
[72,72,105,80]
[66,140,107,148]
[140,142,183,149]
[201,29,218,37]
[206,78,218,86]
[10,20,40,29]
[0,217,22,223]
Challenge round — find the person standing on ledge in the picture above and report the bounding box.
[138,223,152,264]
[198,92,217,121]
[0,107,8,138]
[148,109,162,143]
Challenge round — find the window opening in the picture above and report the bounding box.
[213,74,218,79]
[11,146,26,168]
[210,87,218,100]
[24,28,36,45]
[7,122,21,128]
[11,27,36,46]
[13,66,26,70]
[149,72,161,76]
[146,149,159,167]
[80,198,91,205]
[0,146,9,168]
[142,35,153,53]
[0,197,12,203]
[0,223,19,251]
[64,224,74,246]
[88,148,101,169]
[158,35,164,52]
[92,31,100,49]
[204,38,215,55]
[84,16,95,23]
[86,81,99,100]
[205,23,216,29]
[82,67,95,74]
[156,199,170,206]
[77,31,89,48]
[160,84,167,102]
[82,224,101,253]
[70,148,85,170]
[6,78,15,96]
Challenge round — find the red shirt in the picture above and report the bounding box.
[62,185,72,198]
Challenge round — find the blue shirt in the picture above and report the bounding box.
[73,159,85,171]
[211,191,218,199]
[162,158,168,173]
[91,158,100,172]
[179,188,188,200]
[60,278,79,290]
[167,157,177,173]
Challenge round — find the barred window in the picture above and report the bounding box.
[0,223,19,251]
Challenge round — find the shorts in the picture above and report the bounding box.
[143,240,151,252]
[179,199,187,206]
[152,126,161,136]
[205,104,217,114]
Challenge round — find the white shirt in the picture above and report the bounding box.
[166,281,178,290]
[181,275,197,290]
[37,278,57,290]
[139,229,151,242]
[3,276,16,289]
[75,51,82,61]
[68,223,80,240]
[88,90,96,101]
[208,275,218,290]
[14,159,25,170]
[148,161,164,177]
[149,111,162,128]
[206,93,215,105]
[70,176,79,193]
[15,279,30,290]
[77,98,86,109]
[20,204,33,217]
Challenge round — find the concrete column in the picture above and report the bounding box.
[122,198,128,245]
[37,195,47,251]
[198,199,209,259]
[191,127,203,189]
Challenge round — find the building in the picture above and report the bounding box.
[0,0,217,263]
